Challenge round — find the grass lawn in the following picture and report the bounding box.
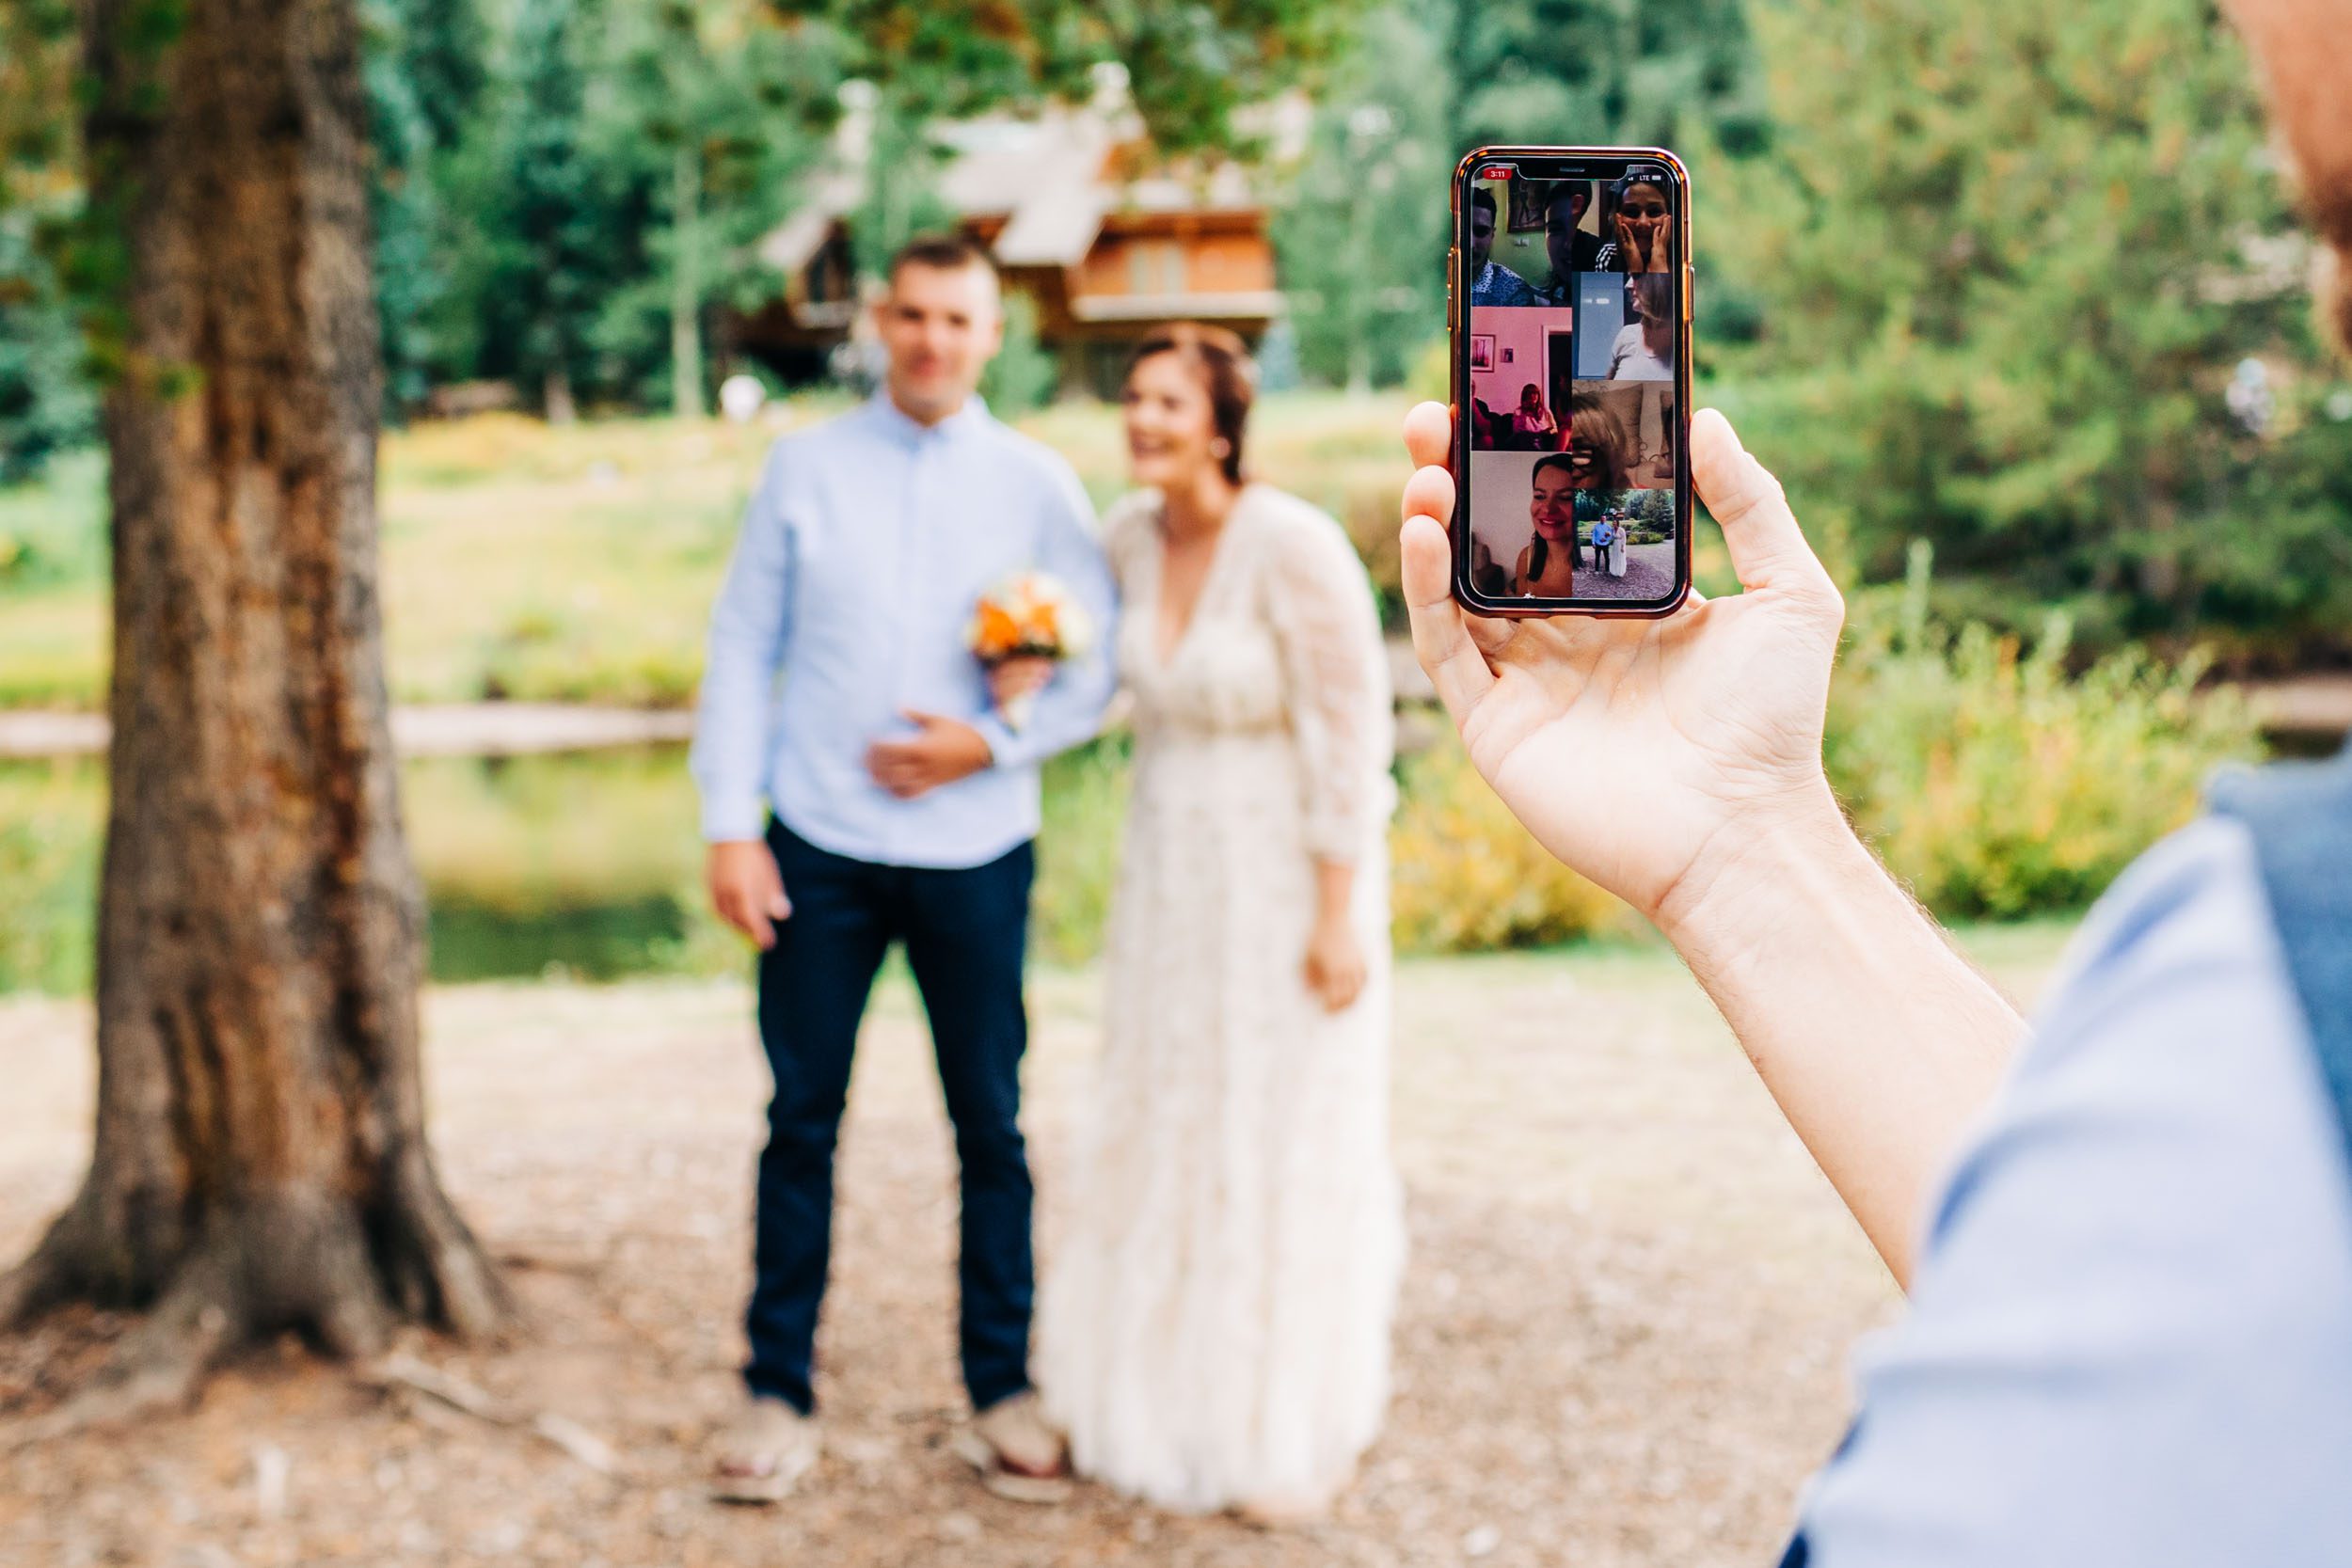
[0,391,1426,712]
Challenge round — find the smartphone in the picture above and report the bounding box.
[1449,147,1692,617]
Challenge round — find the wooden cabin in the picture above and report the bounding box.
[737,103,1294,394]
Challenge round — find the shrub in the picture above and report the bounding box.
[1389,736,1638,952]
[1827,543,2262,919]
[0,760,100,994]
[1031,736,1131,965]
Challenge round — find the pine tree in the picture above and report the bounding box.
[1715,0,2339,641]
[500,0,608,420]
[1274,1,1453,390]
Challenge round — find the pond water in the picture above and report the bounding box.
[0,747,720,994]
[0,740,1127,996]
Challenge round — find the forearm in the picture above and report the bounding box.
[1659,784,2026,1288]
[1312,857,1356,926]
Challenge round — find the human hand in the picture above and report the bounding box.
[987,656,1055,712]
[866,710,993,800]
[1303,912,1368,1013]
[708,840,791,950]
[1614,210,1672,271]
[1397,402,1846,929]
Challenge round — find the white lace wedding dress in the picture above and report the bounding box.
[1038,483,1405,1513]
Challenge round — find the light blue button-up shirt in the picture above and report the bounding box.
[1789,816,2352,1565]
[690,394,1118,869]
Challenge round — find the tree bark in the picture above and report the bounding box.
[1,0,509,1396]
[670,141,705,421]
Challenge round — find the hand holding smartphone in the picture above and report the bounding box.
[1451,147,1692,616]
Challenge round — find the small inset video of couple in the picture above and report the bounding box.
[1466,379,1677,603]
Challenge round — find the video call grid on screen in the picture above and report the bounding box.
[1461,167,1681,603]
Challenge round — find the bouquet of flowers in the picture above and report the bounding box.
[966,571,1093,732]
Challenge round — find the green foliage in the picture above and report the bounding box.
[769,0,1365,155]
[844,93,959,285]
[1450,0,1768,154]
[1826,543,2262,919]
[1715,0,2348,647]
[0,760,100,994]
[1272,1,1452,389]
[981,289,1059,419]
[495,0,611,409]
[1031,737,1133,965]
[1391,736,1640,950]
[0,216,94,483]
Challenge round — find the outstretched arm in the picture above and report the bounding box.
[1398,403,2023,1287]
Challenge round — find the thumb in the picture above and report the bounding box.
[1689,409,1836,604]
[900,708,944,729]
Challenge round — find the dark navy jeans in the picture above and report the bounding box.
[743,821,1036,1416]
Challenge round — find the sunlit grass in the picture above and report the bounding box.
[0,391,1422,710]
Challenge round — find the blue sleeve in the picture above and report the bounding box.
[689,442,795,843]
[1792,818,2352,1567]
[972,460,1119,769]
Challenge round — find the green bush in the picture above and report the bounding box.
[1827,543,2262,919]
[1390,736,1639,952]
[0,761,101,994]
[1030,736,1131,965]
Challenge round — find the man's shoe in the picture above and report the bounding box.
[957,1390,1072,1504]
[709,1394,819,1504]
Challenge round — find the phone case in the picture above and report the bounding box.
[1450,145,1693,619]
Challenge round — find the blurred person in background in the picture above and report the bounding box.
[1395,1,2352,1559]
[1036,324,1403,1525]
[691,235,1117,1503]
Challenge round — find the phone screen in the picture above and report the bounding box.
[1454,150,1691,614]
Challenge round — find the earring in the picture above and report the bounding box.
[1210,437,1232,458]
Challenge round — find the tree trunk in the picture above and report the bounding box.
[545,366,577,425]
[670,141,705,421]
[1,0,508,1395]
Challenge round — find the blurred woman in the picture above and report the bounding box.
[1607,275,1677,381]
[1035,324,1403,1523]
[1597,173,1675,273]
[1512,453,1581,596]
[1566,390,1635,491]
[1511,382,1560,446]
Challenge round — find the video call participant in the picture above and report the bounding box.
[1469,187,1543,307]
[1565,390,1635,491]
[1512,383,1562,447]
[1545,182,1605,286]
[1596,172,1675,274]
[1607,276,1677,381]
[1512,452,1580,597]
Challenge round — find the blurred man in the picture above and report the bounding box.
[1398,2,2352,1561]
[1468,186,1542,307]
[691,236,1115,1502]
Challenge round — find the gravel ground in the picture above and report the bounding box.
[0,937,2065,1567]
[1572,545,1677,603]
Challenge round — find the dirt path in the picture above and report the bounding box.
[0,940,2066,1567]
